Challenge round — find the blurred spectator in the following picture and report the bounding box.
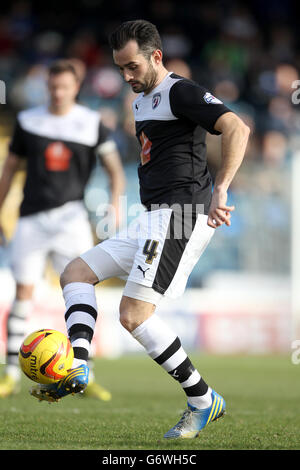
[200,4,256,84]
[67,58,87,84]
[275,63,299,97]
[269,25,295,63]
[214,78,240,103]
[261,131,288,167]
[161,25,192,60]
[109,90,140,164]
[32,30,63,62]
[0,16,16,56]
[9,64,48,109]
[267,95,297,134]
[98,106,119,131]
[66,30,104,67]
[91,66,123,99]
[9,0,35,42]
[165,58,192,79]
[222,5,258,42]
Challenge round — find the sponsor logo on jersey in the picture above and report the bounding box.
[44,142,73,171]
[152,92,161,109]
[139,131,152,165]
[203,92,223,104]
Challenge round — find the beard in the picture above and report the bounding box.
[131,61,158,94]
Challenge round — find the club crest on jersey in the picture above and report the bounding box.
[152,92,161,109]
[203,92,223,104]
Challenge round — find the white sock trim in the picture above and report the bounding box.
[63,282,95,295]
[131,314,177,359]
[66,311,96,331]
[188,387,212,409]
[11,299,32,318]
[63,282,97,311]
[71,358,87,369]
[71,338,90,350]
[180,370,201,389]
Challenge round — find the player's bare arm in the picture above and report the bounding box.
[207,112,250,229]
[0,152,21,240]
[0,152,20,209]
[101,149,126,228]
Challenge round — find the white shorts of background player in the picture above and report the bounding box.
[10,200,94,285]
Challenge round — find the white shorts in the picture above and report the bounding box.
[10,201,94,284]
[81,208,215,302]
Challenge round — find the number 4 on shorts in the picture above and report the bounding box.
[143,239,159,264]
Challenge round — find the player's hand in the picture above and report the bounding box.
[207,189,235,229]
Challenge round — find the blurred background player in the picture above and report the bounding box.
[0,59,126,399]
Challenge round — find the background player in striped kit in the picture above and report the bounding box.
[0,59,125,399]
[30,21,249,439]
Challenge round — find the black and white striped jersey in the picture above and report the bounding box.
[133,72,231,214]
[9,104,115,216]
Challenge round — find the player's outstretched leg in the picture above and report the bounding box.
[128,312,226,439]
[30,278,99,403]
[30,364,89,402]
[164,389,226,439]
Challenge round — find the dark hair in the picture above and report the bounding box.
[109,19,162,59]
[48,59,79,81]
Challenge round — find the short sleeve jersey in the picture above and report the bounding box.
[132,72,231,214]
[9,104,114,216]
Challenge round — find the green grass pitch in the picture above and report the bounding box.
[0,354,299,450]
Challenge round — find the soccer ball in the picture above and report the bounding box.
[19,329,74,384]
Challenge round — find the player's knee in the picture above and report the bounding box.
[60,257,98,289]
[15,284,35,301]
[119,304,140,332]
[119,297,155,332]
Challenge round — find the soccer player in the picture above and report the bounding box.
[0,59,125,400]
[30,21,249,439]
